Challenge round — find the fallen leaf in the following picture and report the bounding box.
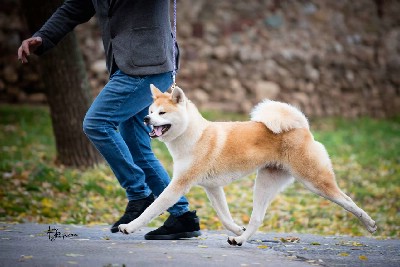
[241,214,250,223]
[310,242,321,245]
[352,241,365,247]
[198,245,208,248]
[19,255,33,262]
[338,252,349,256]
[337,240,366,247]
[257,245,269,249]
[65,253,84,257]
[280,236,300,243]
[286,236,300,243]
[359,255,368,261]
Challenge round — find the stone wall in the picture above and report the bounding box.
[1,0,399,117]
[0,0,45,103]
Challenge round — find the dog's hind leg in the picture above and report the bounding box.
[291,141,377,233]
[204,186,245,236]
[227,167,293,246]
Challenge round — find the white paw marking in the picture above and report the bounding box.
[118,224,130,234]
[227,236,244,246]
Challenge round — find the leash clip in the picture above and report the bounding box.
[171,75,176,90]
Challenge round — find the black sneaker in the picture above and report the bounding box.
[144,210,201,240]
[110,194,155,233]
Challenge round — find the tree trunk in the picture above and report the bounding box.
[21,0,103,167]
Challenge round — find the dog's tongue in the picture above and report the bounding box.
[154,126,163,137]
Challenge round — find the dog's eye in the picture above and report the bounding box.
[159,112,166,115]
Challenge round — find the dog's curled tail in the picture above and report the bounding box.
[250,100,309,134]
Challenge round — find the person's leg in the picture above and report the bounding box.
[83,70,154,201]
[119,107,189,217]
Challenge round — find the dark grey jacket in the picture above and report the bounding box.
[33,0,178,76]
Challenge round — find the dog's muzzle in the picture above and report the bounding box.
[144,116,171,138]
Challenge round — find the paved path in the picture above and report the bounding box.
[0,223,398,267]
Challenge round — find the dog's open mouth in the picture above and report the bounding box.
[149,124,171,138]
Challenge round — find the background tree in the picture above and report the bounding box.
[20,0,103,167]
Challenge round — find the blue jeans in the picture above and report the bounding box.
[83,70,189,217]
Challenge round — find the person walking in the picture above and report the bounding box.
[17,0,201,240]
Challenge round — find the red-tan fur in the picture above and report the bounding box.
[118,85,377,246]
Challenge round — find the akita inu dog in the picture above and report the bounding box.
[118,84,377,246]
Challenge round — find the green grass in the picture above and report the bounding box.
[0,104,399,238]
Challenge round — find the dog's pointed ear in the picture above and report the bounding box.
[150,84,163,99]
[171,87,185,104]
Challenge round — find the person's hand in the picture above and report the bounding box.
[17,37,42,63]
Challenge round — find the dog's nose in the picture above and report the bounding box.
[143,115,150,124]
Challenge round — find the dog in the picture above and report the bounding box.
[118,84,377,246]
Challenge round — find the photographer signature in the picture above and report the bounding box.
[46,226,78,241]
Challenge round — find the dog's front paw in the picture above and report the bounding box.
[227,236,245,246]
[366,221,378,233]
[118,224,131,235]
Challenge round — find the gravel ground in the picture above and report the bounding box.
[0,223,398,267]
